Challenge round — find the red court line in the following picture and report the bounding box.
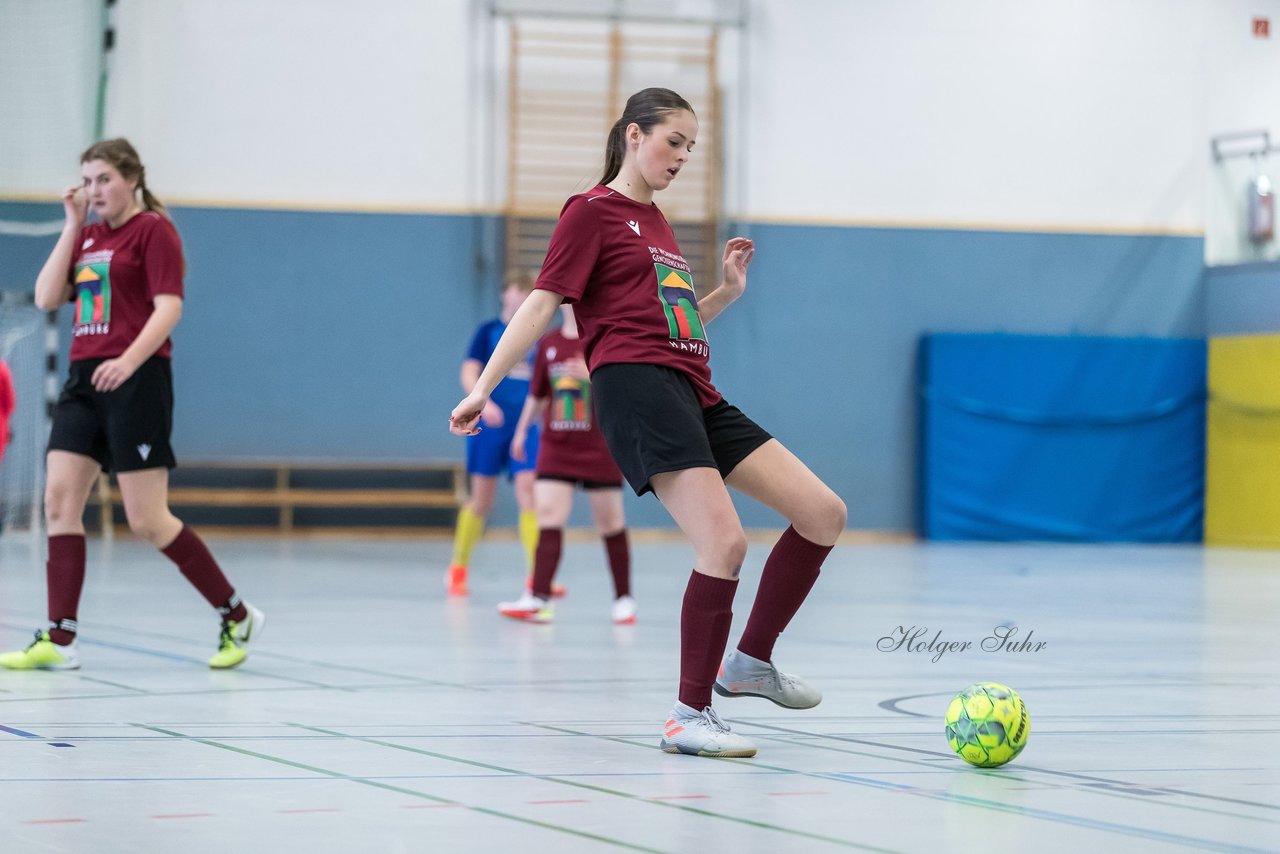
[276,808,342,814]
[24,818,87,825]
[649,795,709,800]
[150,813,216,820]
[527,799,589,805]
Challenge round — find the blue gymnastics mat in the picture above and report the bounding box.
[919,334,1205,541]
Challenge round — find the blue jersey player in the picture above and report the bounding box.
[446,272,540,595]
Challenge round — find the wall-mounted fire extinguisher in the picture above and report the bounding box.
[1247,171,1274,243]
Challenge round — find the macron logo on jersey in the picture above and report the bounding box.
[626,220,641,236]
[82,238,95,250]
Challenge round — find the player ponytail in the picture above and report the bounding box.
[137,172,169,218]
[598,88,695,186]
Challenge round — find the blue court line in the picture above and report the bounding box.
[745,719,1280,813]
[132,723,670,853]
[79,638,358,692]
[10,618,488,692]
[829,772,1273,854]
[742,731,1280,826]
[0,686,345,705]
[0,725,41,739]
[747,732,1280,829]
[292,722,905,853]
[0,622,362,693]
[535,721,1279,848]
[0,769,794,783]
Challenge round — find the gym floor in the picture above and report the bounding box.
[0,533,1276,853]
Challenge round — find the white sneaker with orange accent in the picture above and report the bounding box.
[713,649,822,709]
[497,592,553,623]
[610,595,638,625]
[659,702,757,758]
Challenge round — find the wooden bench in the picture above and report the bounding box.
[87,461,467,536]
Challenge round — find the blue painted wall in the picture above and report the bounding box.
[709,223,1205,530]
[0,203,1206,530]
[1205,262,1280,336]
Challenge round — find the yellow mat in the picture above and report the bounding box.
[1205,334,1280,547]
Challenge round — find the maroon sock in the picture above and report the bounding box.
[530,527,562,600]
[603,529,631,598]
[736,526,832,663]
[678,570,738,709]
[161,526,246,621]
[46,534,86,645]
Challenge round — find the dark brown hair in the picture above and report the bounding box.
[599,88,695,185]
[80,138,168,218]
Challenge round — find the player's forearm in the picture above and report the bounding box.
[697,284,741,325]
[33,225,81,311]
[471,290,561,397]
[119,297,182,366]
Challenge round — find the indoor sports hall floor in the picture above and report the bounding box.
[0,533,1276,854]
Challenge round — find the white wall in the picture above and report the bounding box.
[0,0,102,195]
[7,0,1280,236]
[1203,0,1280,263]
[738,0,1211,231]
[105,0,479,209]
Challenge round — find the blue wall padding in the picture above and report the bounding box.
[919,334,1206,542]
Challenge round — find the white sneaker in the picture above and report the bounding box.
[713,649,822,709]
[498,592,553,623]
[660,702,757,758]
[611,595,637,624]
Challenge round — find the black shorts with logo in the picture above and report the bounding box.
[47,356,177,473]
[591,363,773,496]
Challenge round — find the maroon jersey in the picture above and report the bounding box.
[530,329,623,482]
[535,185,720,406]
[0,359,13,461]
[68,211,184,361]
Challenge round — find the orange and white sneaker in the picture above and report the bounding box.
[713,650,822,709]
[660,702,756,758]
[610,595,638,625]
[446,564,468,596]
[497,592,553,623]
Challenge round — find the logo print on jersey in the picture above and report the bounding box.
[74,263,111,327]
[655,264,705,341]
[551,375,591,429]
[626,220,641,236]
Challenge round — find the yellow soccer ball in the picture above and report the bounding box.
[944,682,1030,768]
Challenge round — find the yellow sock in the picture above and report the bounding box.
[450,506,485,568]
[519,510,539,572]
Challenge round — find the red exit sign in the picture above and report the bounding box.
[1254,17,1270,37]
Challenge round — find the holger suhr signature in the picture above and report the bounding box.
[877,625,1046,663]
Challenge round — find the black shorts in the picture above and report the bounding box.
[592,363,773,496]
[537,473,624,491]
[47,356,177,474]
